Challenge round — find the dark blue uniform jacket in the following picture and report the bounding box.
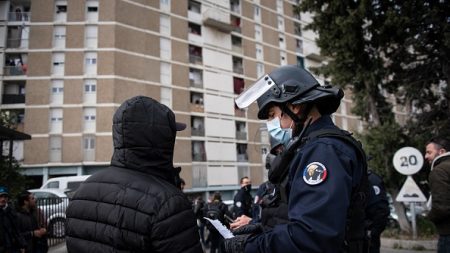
[245,115,364,253]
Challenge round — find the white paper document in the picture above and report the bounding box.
[204,217,235,239]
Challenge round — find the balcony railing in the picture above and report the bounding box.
[189,79,203,88]
[2,94,25,104]
[233,65,244,74]
[189,55,203,65]
[8,12,31,22]
[192,153,207,162]
[7,38,28,48]
[237,153,248,162]
[236,131,247,140]
[191,128,205,136]
[3,66,27,76]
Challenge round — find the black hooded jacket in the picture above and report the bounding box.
[66,96,203,253]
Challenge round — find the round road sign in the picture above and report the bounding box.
[392,147,424,175]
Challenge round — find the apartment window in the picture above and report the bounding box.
[160,15,170,36]
[52,53,65,75]
[83,136,95,161]
[279,34,286,49]
[294,22,302,36]
[188,0,201,13]
[296,39,303,54]
[83,108,96,132]
[293,5,301,20]
[83,79,97,103]
[233,77,244,94]
[237,143,248,162]
[278,15,284,31]
[49,109,63,133]
[236,121,247,140]
[280,51,287,65]
[160,38,171,60]
[191,116,204,136]
[188,22,201,35]
[85,26,98,48]
[50,80,64,104]
[190,92,203,105]
[160,62,171,85]
[256,62,264,77]
[55,1,67,22]
[276,0,283,13]
[161,87,172,108]
[189,68,203,87]
[84,52,97,75]
[160,0,170,12]
[297,56,305,69]
[233,56,243,74]
[256,44,263,61]
[230,0,240,13]
[192,141,206,161]
[49,136,62,162]
[254,24,262,41]
[53,26,66,48]
[86,0,99,22]
[231,15,241,33]
[189,45,202,64]
[254,5,261,22]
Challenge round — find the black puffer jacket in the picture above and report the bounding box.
[66,96,203,253]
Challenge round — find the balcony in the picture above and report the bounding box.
[203,7,233,33]
[192,153,207,162]
[190,103,204,113]
[189,55,203,65]
[3,66,26,76]
[2,94,25,104]
[191,127,205,136]
[236,131,247,140]
[8,12,31,22]
[233,65,243,75]
[7,38,28,49]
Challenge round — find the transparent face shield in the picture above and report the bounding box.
[235,74,276,109]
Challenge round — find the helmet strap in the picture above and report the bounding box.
[281,103,313,137]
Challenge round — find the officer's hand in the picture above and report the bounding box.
[230,215,252,230]
[222,234,251,253]
[232,223,263,236]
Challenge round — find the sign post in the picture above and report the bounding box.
[392,147,425,240]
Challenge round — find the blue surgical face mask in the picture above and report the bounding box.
[266,117,292,147]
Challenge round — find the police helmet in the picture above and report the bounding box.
[235,65,343,119]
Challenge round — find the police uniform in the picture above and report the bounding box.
[233,187,253,218]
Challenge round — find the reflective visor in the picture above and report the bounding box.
[235,74,276,109]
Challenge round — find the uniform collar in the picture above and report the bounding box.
[303,115,336,137]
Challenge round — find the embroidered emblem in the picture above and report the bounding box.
[235,201,242,207]
[372,185,381,195]
[303,162,328,185]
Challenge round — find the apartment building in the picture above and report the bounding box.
[0,0,363,199]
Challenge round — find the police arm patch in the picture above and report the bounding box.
[303,162,328,185]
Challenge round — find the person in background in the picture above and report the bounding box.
[365,170,390,253]
[15,191,48,253]
[203,192,233,253]
[425,136,450,253]
[193,196,207,247]
[0,186,26,253]
[66,96,203,253]
[233,177,253,219]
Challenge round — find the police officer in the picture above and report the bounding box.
[233,177,253,218]
[223,65,369,253]
[365,170,390,253]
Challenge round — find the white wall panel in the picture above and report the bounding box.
[205,118,234,138]
[206,141,236,161]
[203,27,231,50]
[203,48,232,71]
[204,94,234,115]
[207,166,238,186]
[204,70,233,93]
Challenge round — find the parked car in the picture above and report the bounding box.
[40,175,90,193]
[29,188,69,238]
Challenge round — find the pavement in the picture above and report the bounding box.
[49,238,438,253]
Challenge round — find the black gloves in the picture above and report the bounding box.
[232,223,263,235]
[222,234,251,253]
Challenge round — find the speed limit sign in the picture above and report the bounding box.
[392,147,424,175]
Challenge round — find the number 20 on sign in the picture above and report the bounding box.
[392,147,424,175]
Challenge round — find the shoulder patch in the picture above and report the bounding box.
[235,201,242,207]
[303,162,328,185]
[372,185,381,195]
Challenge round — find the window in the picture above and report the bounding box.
[84,52,97,75]
[280,51,287,65]
[87,6,98,12]
[254,24,262,41]
[188,0,201,14]
[160,0,170,12]
[233,77,244,94]
[86,0,99,22]
[256,62,264,77]
[188,22,201,35]
[278,15,284,31]
[297,56,305,69]
[188,44,202,64]
[276,0,283,13]
[160,87,172,108]
[83,79,97,103]
[254,5,261,22]
[160,38,171,60]
[294,22,302,36]
[189,68,203,87]
[160,62,171,85]
[50,109,63,133]
[256,44,263,61]
[84,83,96,92]
[84,137,95,150]
[52,53,65,75]
[49,136,62,162]
[296,39,303,54]
[279,34,286,49]
[56,5,67,13]
[160,15,170,36]
[85,26,98,48]
[55,1,67,22]
[233,56,243,74]
[53,26,66,48]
